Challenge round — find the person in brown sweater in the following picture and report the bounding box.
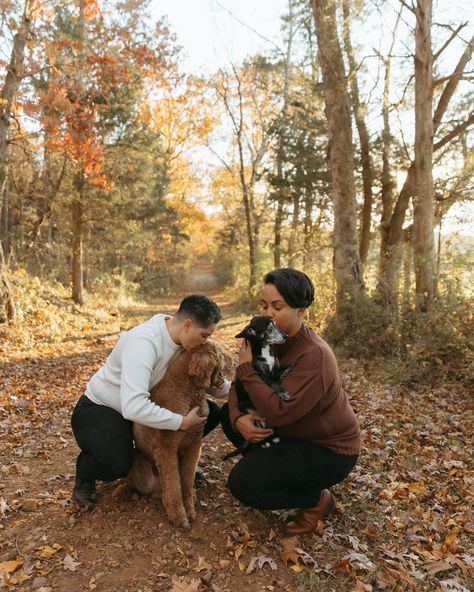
[220,268,361,535]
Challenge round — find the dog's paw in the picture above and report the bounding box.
[171,514,190,529]
[279,390,291,401]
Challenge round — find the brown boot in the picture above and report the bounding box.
[284,489,336,536]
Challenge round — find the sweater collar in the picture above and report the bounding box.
[277,323,309,353]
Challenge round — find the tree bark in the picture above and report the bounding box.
[1,180,10,263]
[376,9,401,307]
[342,0,374,268]
[274,198,284,268]
[376,28,472,307]
[413,0,436,311]
[288,189,301,266]
[0,246,15,323]
[310,0,364,315]
[273,0,296,269]
[72,173,84,305]
[0,0,37,321]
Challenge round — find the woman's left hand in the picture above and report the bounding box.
[238,339,252,365]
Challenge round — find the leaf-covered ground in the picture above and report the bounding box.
[0,278,472,592]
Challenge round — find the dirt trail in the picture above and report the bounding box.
[1,274,472,592]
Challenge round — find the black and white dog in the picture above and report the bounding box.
[224,316,292,459]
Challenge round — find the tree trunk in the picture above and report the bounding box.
[273,0,295,269]
[288,190,301,266]
[376,11,401,307]
[342,0,373,268]
[0,0,37,321]
[1,180,10,263]
[72,174,85,304]
[376,27,472,308]
[0,0,35,194]
[310,0,364,316]
[413,0,435,311]
[302,185,313,268]
[274,198,284,268]
[0,246,15,323]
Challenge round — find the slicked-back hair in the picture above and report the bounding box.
[263,268,315,309]
[176,294,222,327]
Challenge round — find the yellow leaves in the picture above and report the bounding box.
[36,544,63,559]
[379,480,429,500]
[441,527,460,556]
[170,574,201,592]
[0,559,23,575]
[353,581,373,592]
[280,536,301,566]
[0,558,32,587]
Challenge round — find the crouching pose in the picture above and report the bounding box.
[71,294,229,507]
[220,268,361,535]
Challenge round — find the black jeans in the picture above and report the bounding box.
[220,403,358,510]
[71,395,221,483]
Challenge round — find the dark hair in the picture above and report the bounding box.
[176,294,222,326]
[263,268,314,308]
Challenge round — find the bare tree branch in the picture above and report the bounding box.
[433,34,474,131]
[433,22,467,61]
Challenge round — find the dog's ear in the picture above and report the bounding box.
[235,327,256,339]
[188,346,216,388]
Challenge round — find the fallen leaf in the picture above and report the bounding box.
[170,575,201,592]
[441,528,460,555]
[62,554,81,572]
[4,568,32,585]
[342,551,375,572]
[423,559,454,574]
[353,581,373,592]
[439,578,470,592]
[289,563,306,572]
[280,537,300,565]
[0,497,10,517]
[37,544,63,559]
[246,555,277,574]
[0,559,23,574]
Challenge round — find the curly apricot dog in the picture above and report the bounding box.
[126,340,233,528]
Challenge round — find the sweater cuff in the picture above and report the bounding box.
[173,413,184,431]
[236,362,255,379]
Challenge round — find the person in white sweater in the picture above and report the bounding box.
[71,294,229,506]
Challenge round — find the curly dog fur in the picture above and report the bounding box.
[126,340,233,528]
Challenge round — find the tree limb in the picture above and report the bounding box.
[433,33,474,131]
[433,22,467,61]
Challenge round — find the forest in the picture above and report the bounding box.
[0,1,473,591]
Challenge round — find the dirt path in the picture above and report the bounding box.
[1,277,472,592]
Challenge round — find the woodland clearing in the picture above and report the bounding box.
[0,268,472,592]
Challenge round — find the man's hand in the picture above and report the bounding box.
[235,413,273,443]
[180,406,206,432]
[238,339,253,365]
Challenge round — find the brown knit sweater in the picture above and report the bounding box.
[229,324,361,456]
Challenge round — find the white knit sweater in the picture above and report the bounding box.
[85,314,231,431]
[85,314,185,430]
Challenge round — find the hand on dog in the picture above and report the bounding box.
[235,413,273,443]
[180,406,207,432]
[238,339,253,365]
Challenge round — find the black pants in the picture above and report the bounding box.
[220,403,358,510]
[71,395,221,483]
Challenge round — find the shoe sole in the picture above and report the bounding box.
[325,494,336,518]
[71,494,97,509]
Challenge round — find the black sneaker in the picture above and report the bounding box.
[72,478,97,507]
